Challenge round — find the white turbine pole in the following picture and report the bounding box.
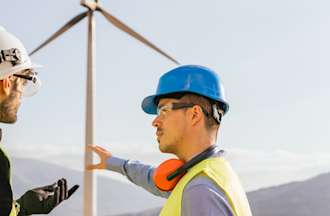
[29,2,179,215]
[84,9,97,216]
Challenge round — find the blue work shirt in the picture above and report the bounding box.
[106,151,235,216]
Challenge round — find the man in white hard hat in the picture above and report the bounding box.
[0,26,79,216]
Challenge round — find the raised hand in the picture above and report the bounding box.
[17,178,79,215]
[86,145,112,170]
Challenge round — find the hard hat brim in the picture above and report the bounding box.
[31,63,43,69]
[141,95,157,115]
[0,61,42,80]
[141,92,230,115]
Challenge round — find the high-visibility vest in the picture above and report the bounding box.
[0,147,19,216]
[160,157,252,216]
[9,203,18,216]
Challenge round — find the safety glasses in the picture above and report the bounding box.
[13,71,41,97]
[156,103,209,118]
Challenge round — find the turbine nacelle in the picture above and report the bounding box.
[80,0,98,11]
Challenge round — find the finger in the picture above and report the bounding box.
[62,178,68,199]
[67,185,80,198]
[95,146,112,159]
[87,144,103,151]
[57,179,66,202]
[91,145,110,155]
[57,179,63,202]
[86,163,104,170]
[90,145,106,155]
[95,145,108,152]
[87,145,102,156]
[55,185,61,206]
[43,183,57,192]
[87,145,112,160]
[87,144,97,151]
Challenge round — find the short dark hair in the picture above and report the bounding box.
[155,92,223,130]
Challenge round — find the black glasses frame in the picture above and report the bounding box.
[170,103,210,117]
[13,74,37,83]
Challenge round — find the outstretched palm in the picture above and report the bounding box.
[86,145,112,170]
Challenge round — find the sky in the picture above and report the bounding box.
[1,0,329,191]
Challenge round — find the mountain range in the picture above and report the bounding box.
[10,157,330,216]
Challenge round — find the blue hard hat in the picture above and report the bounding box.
[141,65,229,115]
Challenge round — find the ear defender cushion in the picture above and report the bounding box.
[153,159,185,191]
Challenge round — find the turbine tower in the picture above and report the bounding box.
[30,1,179,215]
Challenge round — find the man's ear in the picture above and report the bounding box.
[0,77,12,96]
[190,105,203,126]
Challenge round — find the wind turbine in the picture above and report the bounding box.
[29,0,180,215]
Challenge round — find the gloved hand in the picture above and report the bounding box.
[86,145,112,170]
[16,178,79,215]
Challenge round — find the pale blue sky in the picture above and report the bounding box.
[1,0,329,190]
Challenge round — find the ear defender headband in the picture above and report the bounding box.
[212,103,223,124]
[153,145,223,191]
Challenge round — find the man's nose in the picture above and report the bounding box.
[152,115,161,128]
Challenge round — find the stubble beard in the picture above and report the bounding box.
[158,123,186,155]
[0,91,20,123]
[158,134,183,156]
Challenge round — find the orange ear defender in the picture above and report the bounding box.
[153,145,222,191]
[152,159,185,191]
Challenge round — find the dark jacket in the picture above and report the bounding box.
[0,147,13,216]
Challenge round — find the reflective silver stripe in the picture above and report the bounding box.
[14,201,20,214]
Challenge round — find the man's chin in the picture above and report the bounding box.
[158,143,173,154]
[158,146,166,153]
[3,118,17,124]
[1,115,17,124]
[158,143,166,153]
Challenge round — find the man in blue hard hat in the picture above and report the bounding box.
[88,65,252,216]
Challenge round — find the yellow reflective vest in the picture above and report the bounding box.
[9,203,18,216]
[0,147,19,216]
[160,157,252,216]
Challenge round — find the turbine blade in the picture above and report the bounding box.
[97,6,180,65]
[30,11,88,56]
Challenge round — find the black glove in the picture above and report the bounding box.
[16,178,79,215]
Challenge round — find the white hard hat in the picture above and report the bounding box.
[0,26,40,80]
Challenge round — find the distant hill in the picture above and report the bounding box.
[248,172,330,216]
[11,157,164,216]
[10,157,330,216]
